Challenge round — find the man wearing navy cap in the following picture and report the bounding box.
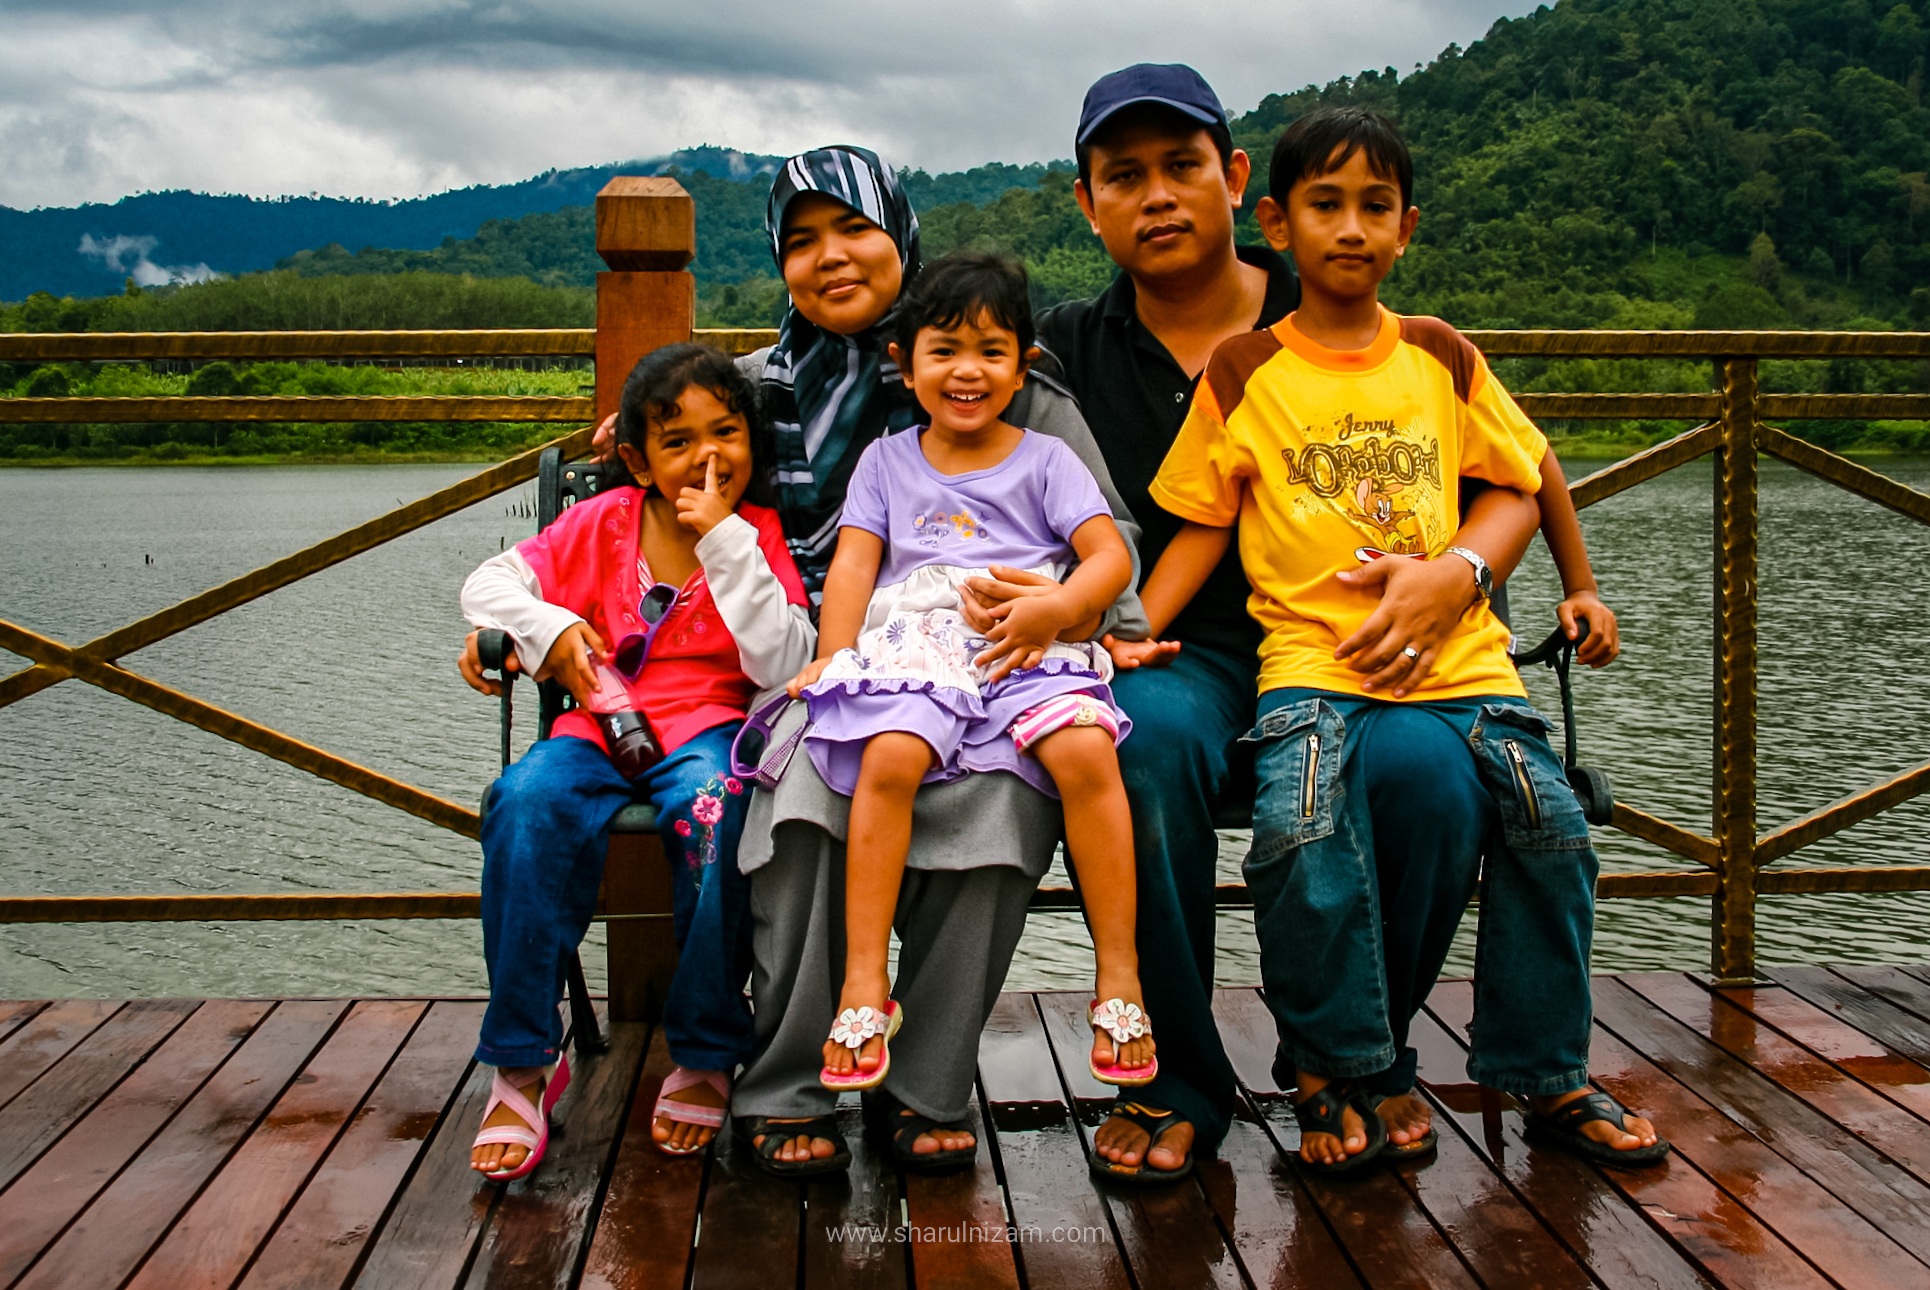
[984,63,1299,1182]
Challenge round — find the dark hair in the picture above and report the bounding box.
[893,250,1034,359]
[1076,102,1235,188]
[614,342,772,505]
[1268,107,1413,210]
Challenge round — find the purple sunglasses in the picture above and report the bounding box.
[612,582,679,680]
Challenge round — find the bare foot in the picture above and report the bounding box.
[899,1107,976,1155]
[1090,987,1156,1075]
[651,1069,727,1153]
[752,1117,844,1164]
[1530,1087,1660,1152]
[1295,1072,1368,1167]
[822,973,892,1080]
[1373,1089,1432,1147]
[470,1066,546,1175]
[1092,1104,1193,1173]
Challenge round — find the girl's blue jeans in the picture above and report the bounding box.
[476,724,753,1072]
[1243,688,1597,1099]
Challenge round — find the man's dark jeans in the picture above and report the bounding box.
[1243,689,1596,1100]
[1109,642,1256,1154]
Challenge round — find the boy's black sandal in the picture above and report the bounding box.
[1368,1090,1439,1160]
[739,1114,852,1178]
[1293,1082,1388,1175]
[865,1090,977,1174]
[1087,1101,1196,1186]
[1525,1090,1671,1166]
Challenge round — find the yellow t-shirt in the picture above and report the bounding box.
[1149,306,1548,700]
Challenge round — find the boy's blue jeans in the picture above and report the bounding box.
[1243,688,1597,1099]
[476,725,753,1072]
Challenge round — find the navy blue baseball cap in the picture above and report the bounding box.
[1076,64,1229,147]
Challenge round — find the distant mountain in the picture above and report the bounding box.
[0,148,782,301]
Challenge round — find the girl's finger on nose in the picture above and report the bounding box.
[705,457,718,493]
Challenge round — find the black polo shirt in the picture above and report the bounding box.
[1036,243,1300,660]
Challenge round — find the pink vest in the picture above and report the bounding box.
[517,487,807,754]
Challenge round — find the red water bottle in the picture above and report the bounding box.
[585,661,665,781]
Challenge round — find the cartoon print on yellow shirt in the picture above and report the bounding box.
[1281,408,1444,555]
[1350,476,1424,554]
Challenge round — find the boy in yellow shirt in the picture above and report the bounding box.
[1123,107,1668,1173]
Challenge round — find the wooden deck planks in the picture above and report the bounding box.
[800,1100,906,1290]
[0,999,121,1111]
[238,1000,483,1290]
[0,1002,49,1049]
[0,999,272,1288]
[12,999,350,1290]
[1714,979,1930,1123]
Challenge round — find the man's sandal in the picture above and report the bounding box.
[1369,1090,1439,1160]
[820,1001,903,1091]
[472,1054,572,1183]
[865,1089,977,1174]
[1088,998,1158,1086]
[740,1114,853,1178]
[1293,1081,1387,1175]
[1525,1090,1671,1166]
[653,1067,730,1157]
[1087,1101,1195,1186]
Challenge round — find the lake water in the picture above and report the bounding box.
[2,456,1927,1000]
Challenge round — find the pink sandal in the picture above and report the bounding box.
[820,1001,903,1091]
[652,1067,730,1156]
[1089,998,1157,1086]
[471,1054,571,1182]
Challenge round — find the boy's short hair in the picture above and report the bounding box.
[1076,102,1236,188]
[893,251,1034,358]
[1268,107,1413,211]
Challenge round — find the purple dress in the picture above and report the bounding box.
[801,428,1133,798]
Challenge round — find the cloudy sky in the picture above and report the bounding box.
[0,0,1535,211]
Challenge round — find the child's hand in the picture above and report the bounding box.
[676,457,733,536]
[539,621,608,711]
[975,592,1074,682]
[787,657,831,699]
[1558,589,1620,667]
[1104,634,1181,671]
[458,628,521,696]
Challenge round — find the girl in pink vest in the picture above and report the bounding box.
[458,344,813,1178]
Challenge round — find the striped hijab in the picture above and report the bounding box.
[761,146,922,601]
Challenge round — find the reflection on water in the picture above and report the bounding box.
[2,458,1927,999]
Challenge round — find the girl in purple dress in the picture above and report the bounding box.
[786,251,1158,1093]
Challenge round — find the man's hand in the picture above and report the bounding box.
[677,457,733,536]
[458,628,521,696]
[1104,634,1181,670]
[590,413,618,462]
[1557,589,1621,668]
[540,621,608,711]
[787,657,831,699]
[1333,554,1478,697]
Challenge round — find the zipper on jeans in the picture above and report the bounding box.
[1505,740,1541,830]
[1300,733,1321,819]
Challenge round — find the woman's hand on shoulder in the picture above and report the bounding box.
[1557,588,1620,667]
[458,628,520,696]
[787,657,831,699]
[590,413,618,463]
[1104,634,1181,671]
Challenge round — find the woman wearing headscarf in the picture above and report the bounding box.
[728,145,1149,1177]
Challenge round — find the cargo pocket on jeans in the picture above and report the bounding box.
[1240,698,1346,860]
[1471,703,1591,852]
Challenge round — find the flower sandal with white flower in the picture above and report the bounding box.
[1089,997,1158,1086]
[820,1000,903,1091]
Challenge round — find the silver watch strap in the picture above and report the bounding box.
[1443,546,1491,599]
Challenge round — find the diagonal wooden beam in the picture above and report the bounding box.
[0,424,594,712]
[1755,759,1930,866]
[1568,423,1718,511]
[1758,426,1930,527]
[1610,803,1720,868]
[0,619,479,838]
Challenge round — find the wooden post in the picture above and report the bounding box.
[594,176,696,425]
[1711,357,1760,985]
[593,177,693,1022]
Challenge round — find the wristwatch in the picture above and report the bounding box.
[1443,546,1493,600]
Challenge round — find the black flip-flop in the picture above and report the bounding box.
[739,1114,852,1178]
[1369,1090,1440,1160]
[1293,1082,1388,1175]
[865,1090,977,1174]
[1088,1101,1196,1186]
[1525,1090,1671,1166]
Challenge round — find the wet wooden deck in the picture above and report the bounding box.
[3,967,1930,1289]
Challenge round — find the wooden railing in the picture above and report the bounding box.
[3,178,1929,985]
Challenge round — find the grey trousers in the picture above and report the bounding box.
[734,820,1041,1123]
